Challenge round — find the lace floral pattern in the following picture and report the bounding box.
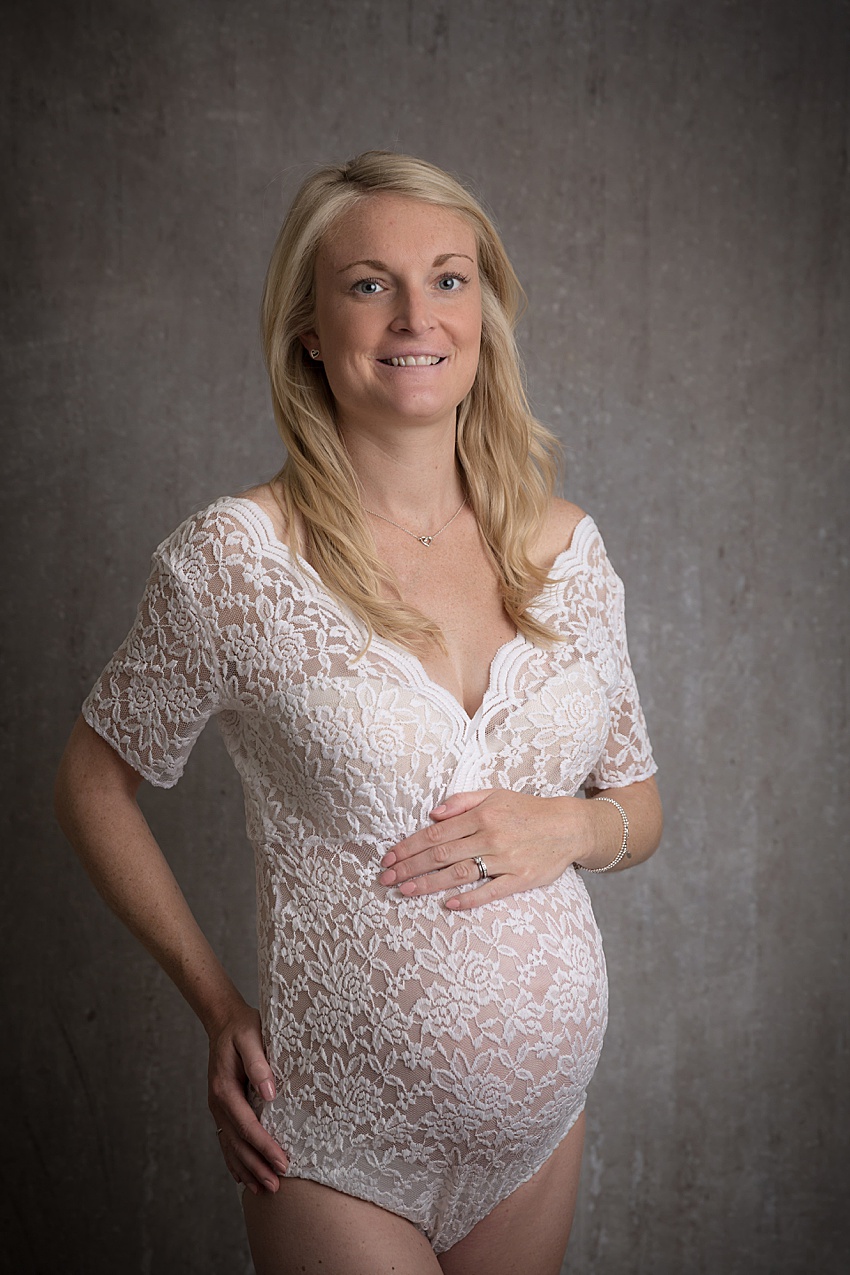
[83,497,657,1252]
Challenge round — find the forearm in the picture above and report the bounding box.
[55,717,244,1036]
[572,775,663,873]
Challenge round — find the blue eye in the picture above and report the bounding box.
[436,273,469,291]
[353,278,384,295]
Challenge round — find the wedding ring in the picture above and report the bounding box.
[472,856,488,880]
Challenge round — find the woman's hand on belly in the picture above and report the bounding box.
[207,1000,291,1193]
[378,789,587,909]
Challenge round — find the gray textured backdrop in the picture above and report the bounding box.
[2,1,848,1272]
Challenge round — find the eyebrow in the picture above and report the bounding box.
[336,252,475,274]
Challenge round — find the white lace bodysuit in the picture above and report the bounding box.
[82,497,657,1254]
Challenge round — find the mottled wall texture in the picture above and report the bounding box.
[3,1,848,1272]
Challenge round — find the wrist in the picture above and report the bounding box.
[194,982,250,1040]
[575,795,629,872]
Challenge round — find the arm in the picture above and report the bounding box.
[54,716,289,1193]
[377,777,662,909]
[576,775,663,871]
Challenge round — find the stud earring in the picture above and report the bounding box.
[310,349,320,359]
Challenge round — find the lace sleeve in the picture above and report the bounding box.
[582,538,657,791]
[82,551,222,788]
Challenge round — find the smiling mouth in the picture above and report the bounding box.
[378,355,446,367]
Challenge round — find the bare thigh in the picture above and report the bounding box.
[438,1110,586,1275]
[242,1176,442,1275]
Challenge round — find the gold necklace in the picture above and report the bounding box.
[363,496,467,547]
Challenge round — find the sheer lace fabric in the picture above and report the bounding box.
[83,497,656,1252]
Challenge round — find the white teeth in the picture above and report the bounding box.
[388,355,442,367]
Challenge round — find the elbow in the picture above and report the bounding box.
[631,773,663,863]
[647,785,664,859]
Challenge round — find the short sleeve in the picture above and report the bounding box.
[82,552,222,788]
[581,537,658,792]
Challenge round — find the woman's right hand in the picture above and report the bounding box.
[54,721,291,1194]
[207,1001,290,1194]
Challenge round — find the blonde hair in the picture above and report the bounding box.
[261,150,562,653]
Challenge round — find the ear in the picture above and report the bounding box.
[299,331,321,356]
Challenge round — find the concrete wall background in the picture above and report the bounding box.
[3,1,848,1271]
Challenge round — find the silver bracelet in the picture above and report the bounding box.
[578,796,631,873]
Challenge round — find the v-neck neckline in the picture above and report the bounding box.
[378,630,529,725]
[224,496,594,727]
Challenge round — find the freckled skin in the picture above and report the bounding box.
[301,194,482,436]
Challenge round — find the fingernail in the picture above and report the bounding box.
[264,1177,278,1191]
[248,1183,259,1195]
[446,897,460,908]
[261,1080,275,1101]
[379,869,396,884]
[381,852,396,866]
[432,803,446,814]
[275,1159,289,1175]
[398,881,416,895]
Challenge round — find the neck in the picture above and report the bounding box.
[339,419,465,524]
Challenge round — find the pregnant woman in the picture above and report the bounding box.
[55,151,662,1275]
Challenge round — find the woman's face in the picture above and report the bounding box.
[302,194,482,436]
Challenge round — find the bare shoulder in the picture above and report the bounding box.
[235,481,290,543]
[534,497,588,568]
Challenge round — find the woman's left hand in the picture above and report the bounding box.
[378,789,589,910]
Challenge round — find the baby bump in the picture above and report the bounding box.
[399,870,609,1116]
[259,850,607,1162]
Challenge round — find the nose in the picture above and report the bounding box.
[390,285,435,335]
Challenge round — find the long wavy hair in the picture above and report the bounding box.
[261,150,562,653]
